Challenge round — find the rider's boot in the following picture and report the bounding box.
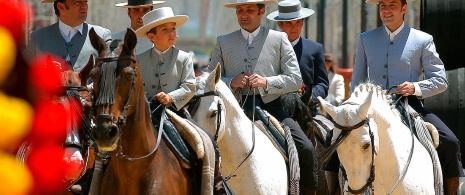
[325,171,340,195]
[301,187,316,195]
[69,169,92,195]
[445,177,459,195]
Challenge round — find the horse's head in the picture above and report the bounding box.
[86,28,138,152]
[190,63,226,141]
[319,91,380,191]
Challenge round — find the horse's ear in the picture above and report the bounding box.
[123,28,137,54]
[318,96,337,119]
[205,62,221,91]
[213,62,221,84]
[79,55,94,86]
[89,28,105,53]
[357,91,373,119]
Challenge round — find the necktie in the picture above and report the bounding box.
[248,33,254,45]
[389,32,395,41]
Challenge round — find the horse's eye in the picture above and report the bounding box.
[363,142,371,150]
[210,110,218,118]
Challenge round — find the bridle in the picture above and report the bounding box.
[93,55,163,161]
[329,101,376,194]
[188,90,221,141]
[189,88,257,181]
[93,55,137,128]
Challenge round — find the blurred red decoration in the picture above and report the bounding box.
[26,143,67,194]
[0,0,31,44]
[29,54,65,96]
[29,99,68,145]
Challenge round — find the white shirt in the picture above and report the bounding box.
[241,27,260,45]
[291,37,301,47]
[384,22,404,41]
[154,47,171,56]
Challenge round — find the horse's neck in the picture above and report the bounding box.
[217,88,258,162]
[119,86,157,159]
[369,97,417,185]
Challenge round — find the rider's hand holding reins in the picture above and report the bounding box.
[231,72,250,89]
[397,82,415,96]
[248,73,267,88]
[154,92,173,105]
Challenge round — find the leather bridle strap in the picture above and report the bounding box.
[95,55,136,63]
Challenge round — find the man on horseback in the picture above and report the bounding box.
[112,0,165,55]
[23,0,111,193]
[267,0,329,109]
[209,0,318,193]
[351,0,464,194]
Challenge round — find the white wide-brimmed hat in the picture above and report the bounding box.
[224,0,277,8]
[115,0,165,8]
[267,0,315,21]
[135,7,189,38]
[365,0,415,4]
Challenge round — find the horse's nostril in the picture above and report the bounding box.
[109,125,118,138]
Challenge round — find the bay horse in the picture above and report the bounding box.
[191,64,288,194]
[318,83,437,194]
[85,28,194,194]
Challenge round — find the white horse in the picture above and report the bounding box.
[318,83,436,195]
[192,64,288,194]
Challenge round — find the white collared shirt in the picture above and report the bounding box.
[291,37,301,47]
[154,47,171,56]
[241,27,260,45]
[59,20,83,42]
[384,22,404,41]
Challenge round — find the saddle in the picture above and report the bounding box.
[150,101,193,168]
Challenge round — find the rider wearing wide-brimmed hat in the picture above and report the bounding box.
[209,0,318,193]
[267,0,329,110]
[135,7,194,111]
[112,0,165,55]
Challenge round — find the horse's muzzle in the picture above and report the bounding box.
[92,115,120,151]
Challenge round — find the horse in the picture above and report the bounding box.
[318,83,436,194]
[85,28,195,194]
[190,64,288,194]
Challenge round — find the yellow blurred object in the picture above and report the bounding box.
[0,92,33,150]
[0,152,33,195]
[0,26,17,84]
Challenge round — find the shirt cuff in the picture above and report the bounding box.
[413,82,422,96]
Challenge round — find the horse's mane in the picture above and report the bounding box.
[349,82,401,120]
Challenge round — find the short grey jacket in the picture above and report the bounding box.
[24,22,111,72]
[112,29,153,55]
[209,27,302,103]
[137,47,195,110]
[351,25,447,98]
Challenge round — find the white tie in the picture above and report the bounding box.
[248,33,254,45]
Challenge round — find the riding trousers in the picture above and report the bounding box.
[324,96,464,178]
[242,95,318,189]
